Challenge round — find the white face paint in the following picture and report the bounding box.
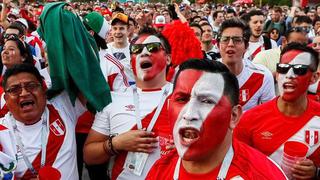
[278,52,312,97]
[133,35,166,81]
[173,72,226,159]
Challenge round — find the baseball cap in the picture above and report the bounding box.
[111,13,129,25]
[16,18,29,29]
[83,12,109,39]
[153,15,166,28]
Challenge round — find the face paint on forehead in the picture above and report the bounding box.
[135,35,161,44]
[281,50,312,65]
[173,69,204,95]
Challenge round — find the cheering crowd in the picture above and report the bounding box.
[0,0,320,179]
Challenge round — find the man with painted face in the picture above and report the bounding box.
[146,59,287,180]
[235,43,320,179]
[218,18,275,111]
[84,27,173,180]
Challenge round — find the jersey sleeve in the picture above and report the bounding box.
[91,105,111,135]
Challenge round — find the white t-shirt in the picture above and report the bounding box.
[0,91,85,179]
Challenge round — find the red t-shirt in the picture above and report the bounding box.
[235,97,320,166]
[146,139,287,180]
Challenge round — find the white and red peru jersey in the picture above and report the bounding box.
[237,58,275,111]
[0,91,85,179]
[92,84,173,180]
[244,36,278,61]
[106,43,135,85]
[235,97,320,167]
[99,49,130,92]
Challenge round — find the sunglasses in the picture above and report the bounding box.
[276,63,311,76]
[289,26,311,33]
[130,42,163,54]
[5,82,41,96]
[3,33,20,40]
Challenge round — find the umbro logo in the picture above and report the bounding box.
[125,105,135,111]
[261,131,273,139]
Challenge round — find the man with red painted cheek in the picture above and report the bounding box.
[147,60,287,180]
[235,43,320,179]
[84,27,174,180]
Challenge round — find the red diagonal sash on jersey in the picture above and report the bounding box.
[22,105,66,179]
[111,97,172,180]
[267,116,317,157]
[105,54,130,87]
[108,73,119,91]
[239,73,264,106]
[251,46,262,60]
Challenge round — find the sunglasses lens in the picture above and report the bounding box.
[146,43,161,53]
[276,64,290,74]
[293,65,309,75]
[131,44,143,54]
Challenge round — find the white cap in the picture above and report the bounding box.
[153,15,166,27]
[16,18,28,29]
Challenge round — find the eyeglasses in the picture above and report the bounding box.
[130,42,163,54]
[5,82,41,96]
[219,36,244,45]
[276,63,311,76]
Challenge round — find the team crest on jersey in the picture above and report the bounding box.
[239,89,249,103]
[305,130,319,146]
[125,104,135,111]
[50,119,65,136]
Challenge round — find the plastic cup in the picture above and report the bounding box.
[280,141,309,179]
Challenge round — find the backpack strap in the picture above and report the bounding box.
[262,36,272,50]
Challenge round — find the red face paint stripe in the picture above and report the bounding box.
[281,50,304,64]
[184,95,232,160]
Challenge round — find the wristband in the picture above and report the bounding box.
[108,134,119,155]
